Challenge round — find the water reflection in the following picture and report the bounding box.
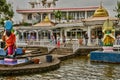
[1,56,120,80]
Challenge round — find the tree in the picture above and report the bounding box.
[65,15,73,22]
[53,10,62,23]
[0,0,14,26]
[114,0,120,18]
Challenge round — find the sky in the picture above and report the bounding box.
[7,0,118,24]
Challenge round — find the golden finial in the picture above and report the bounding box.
[100,1,103,8]
[44,15,50,22]
[93,1,109,17]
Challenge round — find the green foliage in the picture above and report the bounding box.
[115,0,120,18]
[0,18,5,26]
[22,22,32,26]
[0,0,14,26]
[53,10,62,22]
[65,15,73,22]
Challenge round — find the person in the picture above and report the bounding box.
[27,34,31,41]
[79,36,83,45]
[98,32,102,46]
[84,32,88,46]
[50,35,55,45]
[27,34,31,45]
[2,30,16,57]
[91,33,96,44]
[62,35,66,47]
[56,34,60,48]
[30,33,36,40]
[117,34,120,45]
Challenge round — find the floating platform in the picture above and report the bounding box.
[90,51,120,63]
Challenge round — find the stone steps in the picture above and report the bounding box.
[50,48,73,55]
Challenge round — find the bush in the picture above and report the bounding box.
[22,22,32,26]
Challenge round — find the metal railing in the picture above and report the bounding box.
[16,39,56,52]
[15,38,120,53]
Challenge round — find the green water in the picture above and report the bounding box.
[1,56,120,80]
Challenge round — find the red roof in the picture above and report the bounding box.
[16,6,98,13]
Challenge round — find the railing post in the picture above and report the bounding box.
[73,40,79,53]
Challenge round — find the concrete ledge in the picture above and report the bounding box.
[0,58,60,76]
[90,51,120,63]
[58,53,76,61]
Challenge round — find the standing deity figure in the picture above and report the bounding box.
[102,19,115,52]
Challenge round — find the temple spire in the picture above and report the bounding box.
[100,1,103,8]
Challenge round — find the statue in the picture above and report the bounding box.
[41,0,58,8]
[2,18,16,57]
[102,19,115,51]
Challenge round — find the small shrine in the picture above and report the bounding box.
[34,16,56,27]
[82,3,118,46]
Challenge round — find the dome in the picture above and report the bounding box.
[33,15,56,27]
[93,5,109,17]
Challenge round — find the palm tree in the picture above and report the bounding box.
[53,10,62,23]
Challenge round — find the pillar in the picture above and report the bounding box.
[60,29,63,41]
[75,12,77,20]
[35,30,39,41]
[48,13,51,20]
[64,29,67,39]
[66,11,69,22]
[85,11,87,19]
[87,26,91,46]
[40,13,43,21]
[21,31,24,41]
[76,31,77,39]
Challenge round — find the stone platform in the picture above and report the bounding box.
[0,56,60,76]
[90,51,120,63]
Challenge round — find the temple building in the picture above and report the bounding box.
[0,0,118,45]
[14,0,99,41]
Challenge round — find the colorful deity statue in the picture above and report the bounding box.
[102,19,115,47]
[2,19,16,57]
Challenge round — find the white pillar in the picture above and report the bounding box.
[41,13,43,21]
[75,13,77,20]
[66,11,69,22]
[21,31,24,41]
[87,26,91,46]
[36,30,39,41]
[76,31,77,39]
[60,29,63,41]
[85,11,87,19]
[49,30,53,36]
[64,29,67,39]
[32,14,34,26]
[48,13,51,20]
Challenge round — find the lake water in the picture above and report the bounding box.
[1,56,120,80]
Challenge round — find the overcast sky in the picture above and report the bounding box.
[7,0,118,23]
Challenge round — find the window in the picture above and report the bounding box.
[87,11,94,18]
[28,14,32,20]
[79,11,85,18]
